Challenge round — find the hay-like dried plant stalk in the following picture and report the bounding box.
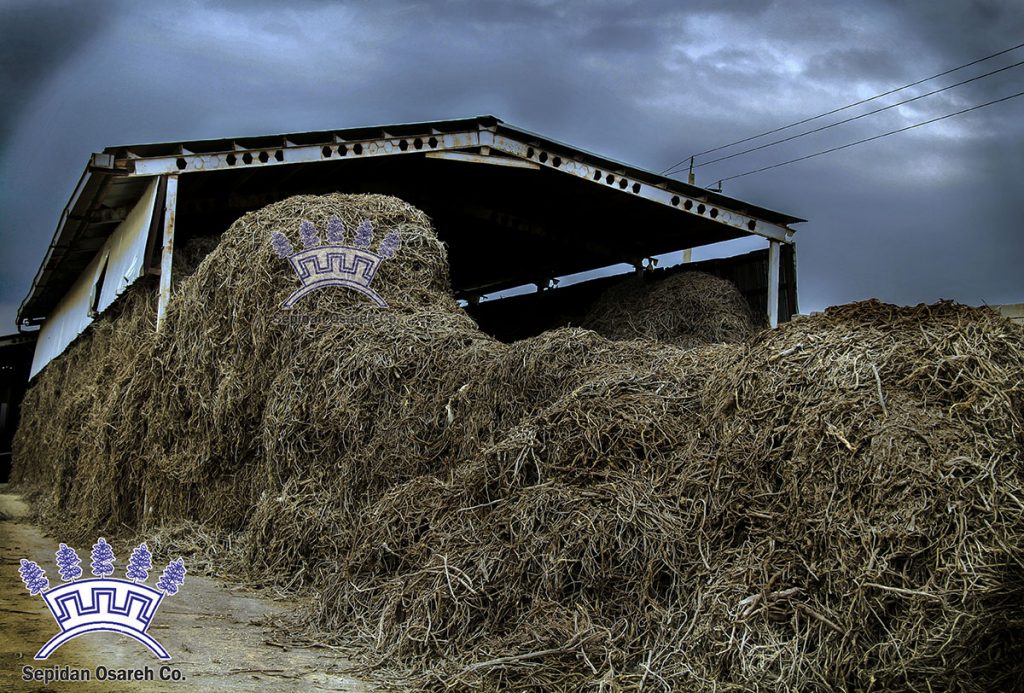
[12,193,1024,691]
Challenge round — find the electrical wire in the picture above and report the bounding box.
[659,40,1024,175]
[713,88,1024,183]
[686,58,1024,171]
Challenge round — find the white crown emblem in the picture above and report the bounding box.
[271,216,401,308]
[20,539,185,660]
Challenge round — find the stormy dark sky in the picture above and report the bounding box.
[1,0,1022,332]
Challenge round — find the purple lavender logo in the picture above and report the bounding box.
[55,544,83,581]
[126,543,152,582]
[91,537,115,577]
[270,215,401,308]
[19,559,49,595]
[19,540,187,660]
[157,559,187,596]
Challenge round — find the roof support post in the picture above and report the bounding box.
[767,240,780,328]
[787,242,799,318]
[157,174,178,330]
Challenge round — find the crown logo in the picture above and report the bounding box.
[270,216,401,308]
[19,539,186,660]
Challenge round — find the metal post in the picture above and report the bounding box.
[767,240,780,328]
[788,242,799,317]
[157,174,178,330]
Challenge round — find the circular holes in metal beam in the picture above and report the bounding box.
[710,208,718,219]
[428,137,438,148]
[618,178,628,189]
[399,139,409,152]
[175,158,187,170]
[322,146,332,158]
[552,156,562,167]
[594,170,602,181]
[606,174,615,184]
[337,145,348,156]
[413,138,423,150]
[353,143,363,155]
[631,182,641,193]
[697,203,705,214]
[242,152,254,165]
[683,199,693,210]
[527,147,535,158]
[747,219,757,231]
[671,196,680,206]
[226,154,237,166]
[274,150,284,162]
[258,151,269,163]
[539,152,548,163]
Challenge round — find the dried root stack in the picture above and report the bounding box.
[582,270,762,347]
[13,193,1024,691]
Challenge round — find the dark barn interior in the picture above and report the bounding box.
[0,333,35,481]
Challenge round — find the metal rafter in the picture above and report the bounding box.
[106,124,796,244]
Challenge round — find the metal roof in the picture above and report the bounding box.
[18,115,804,325]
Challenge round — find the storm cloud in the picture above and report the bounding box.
[0,0,119,141]
[1,0,1021,331]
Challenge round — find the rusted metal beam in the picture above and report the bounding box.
[787,243,799,318]
[425,151,540,169]
[156,175,178,330]
[107,124,794,244]
[767,240,780,328]
[124,130,484,177]
[103,122,790,247]
[487,134,794,244]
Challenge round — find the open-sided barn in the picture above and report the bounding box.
[18,115,801,377]
[11,116,1022,692]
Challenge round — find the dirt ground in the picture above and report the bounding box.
[0,487,377,692]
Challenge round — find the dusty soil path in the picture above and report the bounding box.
[0,487,378,692]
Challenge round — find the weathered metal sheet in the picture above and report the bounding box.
[97,179,159,311]
[30,251,102,378]
[29,179,159,378]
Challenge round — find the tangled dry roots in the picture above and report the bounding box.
[582,270,762,347]
[12,193,1024,691]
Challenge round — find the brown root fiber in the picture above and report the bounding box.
[582,270,763,347]
[12,193,1024,691]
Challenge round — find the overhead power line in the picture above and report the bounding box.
[686,57,1024,171]
[713,88,1024,184]
[660,39,1024,175]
